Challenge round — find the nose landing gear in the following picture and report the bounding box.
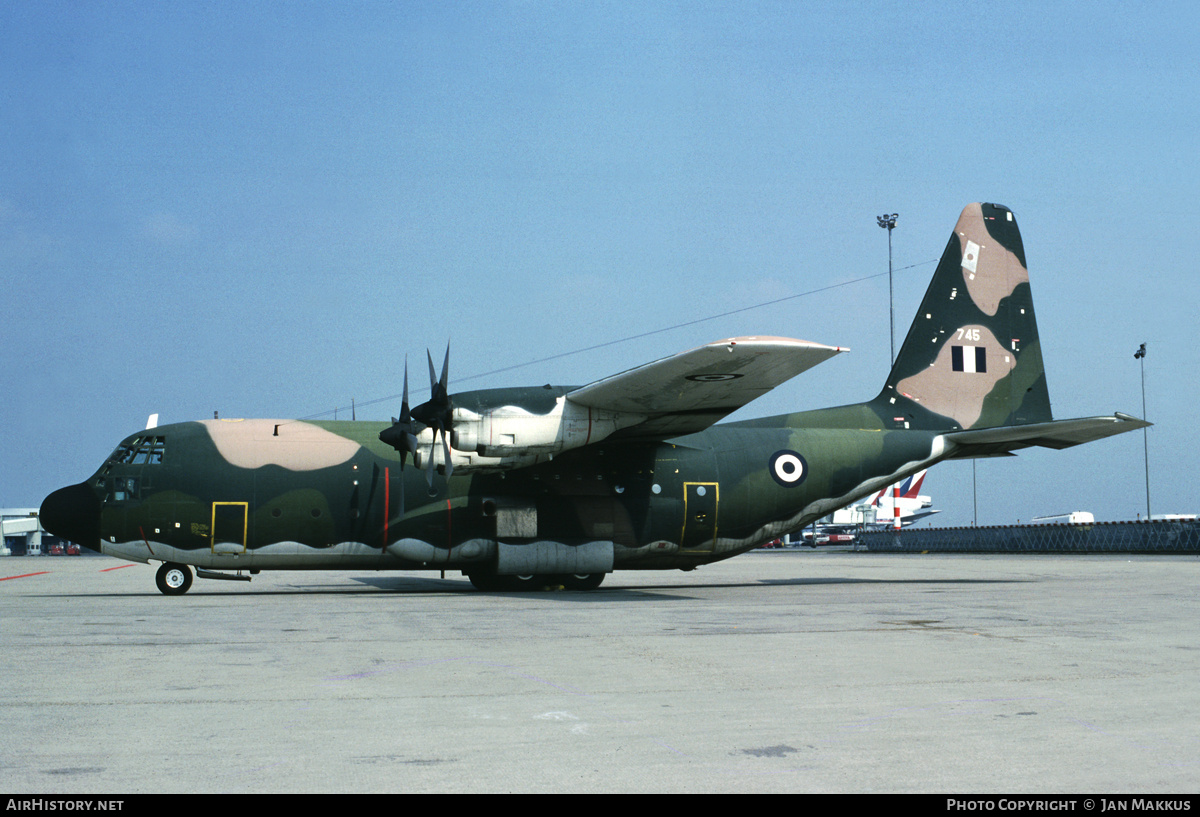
[155,563,193,596]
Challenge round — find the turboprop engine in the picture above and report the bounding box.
[413,396,643,473]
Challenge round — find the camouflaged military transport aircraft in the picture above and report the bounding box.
[41,203,1149,594]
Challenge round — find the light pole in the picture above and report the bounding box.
[877,213,898,365]
[973,458,978,527]
[1135,343,1150,520]
[877,213,900,526]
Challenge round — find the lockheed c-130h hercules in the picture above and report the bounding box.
[41,203,1149,594]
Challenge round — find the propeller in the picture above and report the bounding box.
[378,357,421,516]
[378,345,455,501]
[409,346,454,485]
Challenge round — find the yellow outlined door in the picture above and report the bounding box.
[681,482,718,552]
[211,502,248,553]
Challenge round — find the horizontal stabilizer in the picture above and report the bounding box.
[943,413,1150,458]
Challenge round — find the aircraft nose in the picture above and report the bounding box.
[40,482,102,551]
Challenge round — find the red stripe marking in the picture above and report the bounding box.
[100,564,136,572]
[1,571,51,581]
[138,526,156,557]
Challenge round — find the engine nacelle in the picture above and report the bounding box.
[412,442,543,473]
[450,397,642,458]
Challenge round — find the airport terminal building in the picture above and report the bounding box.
[1,508,73,556]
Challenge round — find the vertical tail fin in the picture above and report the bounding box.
[903,470,926,499]
[874,202,1052,431]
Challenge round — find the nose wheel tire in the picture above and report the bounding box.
[156,563,193,596]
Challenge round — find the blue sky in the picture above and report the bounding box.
[3,1,1196,525]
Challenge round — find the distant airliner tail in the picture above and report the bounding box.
[903,470,925,499]
[869,470,924,507]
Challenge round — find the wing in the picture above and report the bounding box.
[420,336,845,471]
[568,336,846,439]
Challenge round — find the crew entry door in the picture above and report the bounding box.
[681,482,718,552]
[211,502,248,554]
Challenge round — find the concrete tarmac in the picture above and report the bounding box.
[2,550,1198,793]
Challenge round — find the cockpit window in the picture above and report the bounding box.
[109,435,166,466]
[99,435,165,503]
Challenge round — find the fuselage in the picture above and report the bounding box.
[47,414,943,575]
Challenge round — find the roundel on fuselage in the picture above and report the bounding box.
[769,450,807,486]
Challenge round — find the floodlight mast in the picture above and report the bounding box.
[877,213,898,365]
[1135,342,1150,520]
[877,212,900,526]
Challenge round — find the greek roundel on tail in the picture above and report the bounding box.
[40,203,1150,594]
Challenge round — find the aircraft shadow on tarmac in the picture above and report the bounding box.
[344,574,1029,600]
[19,573,1027,600]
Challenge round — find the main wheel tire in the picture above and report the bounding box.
[466,572,538,591]
[156,562,193,596]
[561,573,605,591]
[507,574,541,591]
[466,571,506,591]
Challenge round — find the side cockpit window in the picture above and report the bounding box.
[109,477,139,502]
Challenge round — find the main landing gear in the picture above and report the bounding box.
[155,562,194,595]
[465,572,606,592]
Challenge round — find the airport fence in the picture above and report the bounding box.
[857,520,1200,554]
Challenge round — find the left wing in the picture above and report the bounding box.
[567,336,846,438]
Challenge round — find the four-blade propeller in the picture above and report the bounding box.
[378,346,454,515]
[410,346,454,485]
